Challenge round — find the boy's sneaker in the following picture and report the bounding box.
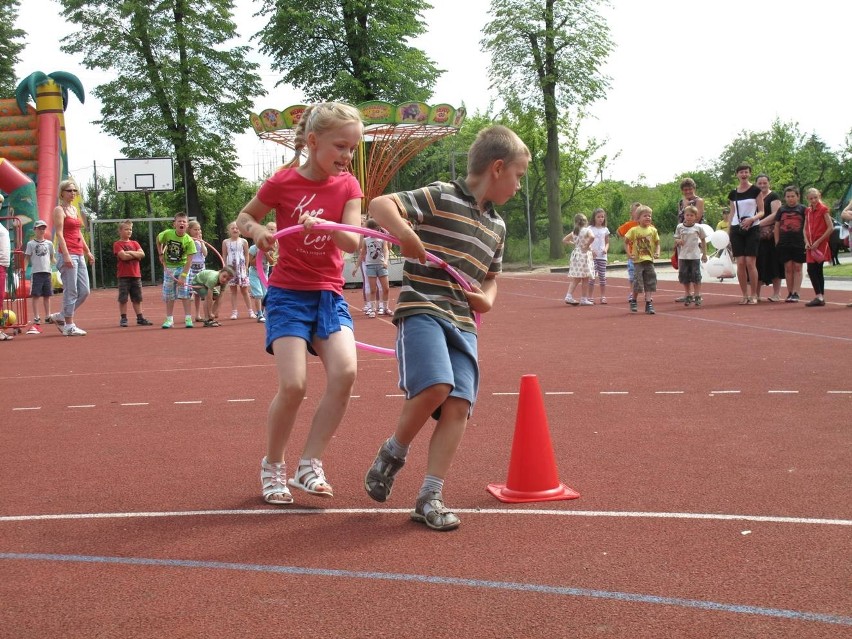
[364,439,406,502]
[645,301,656,315]
[684,295,693,307]
[26,324,41,335]
[694,296,703,307]
[579,298,594,306]
[137,317,153,326]
[411,491,460,531]
[185,317,194,328]
[257,313,266,323]
[44,315,53,324]
[791,293,800,302]
[33,316,41,325]
[63,326,87,336]
[784,293,793,303]
[629,299,638,313]
[119,317,128,328]
[162,318,173,329]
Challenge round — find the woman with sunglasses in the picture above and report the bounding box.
[50,179,94,336]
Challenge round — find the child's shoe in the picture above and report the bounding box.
[684,295,693,307]
[411,490,460,531]
[230,310,238,320]
[564,295,579,306]
[599,297,607,305]
[261,457,293,505]
[645,301,656,315]
[119,317,128,328]
[694,296,703,307]
[366,304,376,318]
[33,316,40,325]
[579,298,594,306]
[185,317,194,328]
[137,317,153,326]
[161,317,173,329]
[629,299,638,313]
[364,439,406,502]
[257,311,265,323]
[249,310,257,319]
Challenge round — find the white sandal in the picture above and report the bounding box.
[288,459,333,497]
[261,457,293,504]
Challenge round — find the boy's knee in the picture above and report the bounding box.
[277,380,307,402]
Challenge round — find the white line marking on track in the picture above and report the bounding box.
[710,390,741,395]
[828,390,852,394]
[655,391,684,395]
[174,401,202,405]
[493,392,519,396]
[1,508,848,527]
[68,405,95,409]
[545,391,574,395]
[768,390,799,394]
[226,399,255,403]
[120,402,149,406]
[600,391,628,395]
[385,394,405,398]
[12,407,41,411]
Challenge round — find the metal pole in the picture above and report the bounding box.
[148,221,156,286]
[525,172,533,270]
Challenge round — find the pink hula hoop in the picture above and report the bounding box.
[257,222,479,356]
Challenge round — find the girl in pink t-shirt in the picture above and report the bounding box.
[236,102,364,505]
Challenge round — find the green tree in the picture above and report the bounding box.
[256,0,442,104]
[0,0,26,97]
[58,0,265,225]
[482,0,613,259]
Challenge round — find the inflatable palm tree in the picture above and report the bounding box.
[14,71,85,232]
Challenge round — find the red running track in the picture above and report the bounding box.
[1,274,850,638]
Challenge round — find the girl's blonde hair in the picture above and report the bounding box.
[467,125,531,176]
[286,102,364,169]
[591,208,607,226]
[187,220,201,230]
[805,187,821,198]
[572,213,588,236]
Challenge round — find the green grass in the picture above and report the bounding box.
[825,262,852,278]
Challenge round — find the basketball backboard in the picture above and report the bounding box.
[114,157,175,192]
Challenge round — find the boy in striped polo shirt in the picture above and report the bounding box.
[364,125,531,531]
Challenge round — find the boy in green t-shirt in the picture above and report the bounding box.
[156,211,197,328]
[624,205,661,314]
[191,267,234,326]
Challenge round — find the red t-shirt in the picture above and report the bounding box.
[257,168,363,293]
[114,240,142,278]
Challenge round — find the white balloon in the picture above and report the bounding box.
[709,230,730,250]
[699,224,715,239]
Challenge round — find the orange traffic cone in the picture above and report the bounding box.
[486,374,580,503]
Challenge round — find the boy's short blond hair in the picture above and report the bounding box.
[174,211,188,220]
[119,220,133,230]
[683,205,698,217]
[636,205,653,217]
[467,125,531,176]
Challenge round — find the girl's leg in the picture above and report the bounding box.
[380,276,391,312]
[599,262,607,300]
[302,328,358,460]
[807,262,825,298]
[241,285,253,313]
[266,337,309,462]
[745,256,759,299]
[229,284,238,313]
[792,263,803,295]
[735,256,749,298]
[579,277,590,301]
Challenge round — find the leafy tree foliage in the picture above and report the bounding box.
[58,0,265,225]
[482,0,613,259]
[0,0,26,97]
[256,0,441,104]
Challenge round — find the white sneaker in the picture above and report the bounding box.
[249,310,257,319]
[63,326,87,336]
[230,310,238,320]
[579,298,594,306]
[50,313,66,332]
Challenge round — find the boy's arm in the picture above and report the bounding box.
[369,194,426,263]
[464,273,498,314]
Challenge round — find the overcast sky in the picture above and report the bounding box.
[10,0,852,193]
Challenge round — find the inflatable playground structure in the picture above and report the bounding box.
[1,71,85,333]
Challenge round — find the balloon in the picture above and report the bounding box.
[258,222,480,357]
[699,224,714,239]
[709,230,730,250]
[0,309,17,326]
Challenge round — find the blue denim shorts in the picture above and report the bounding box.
[264,287,353,355]
[397,313,479,412]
